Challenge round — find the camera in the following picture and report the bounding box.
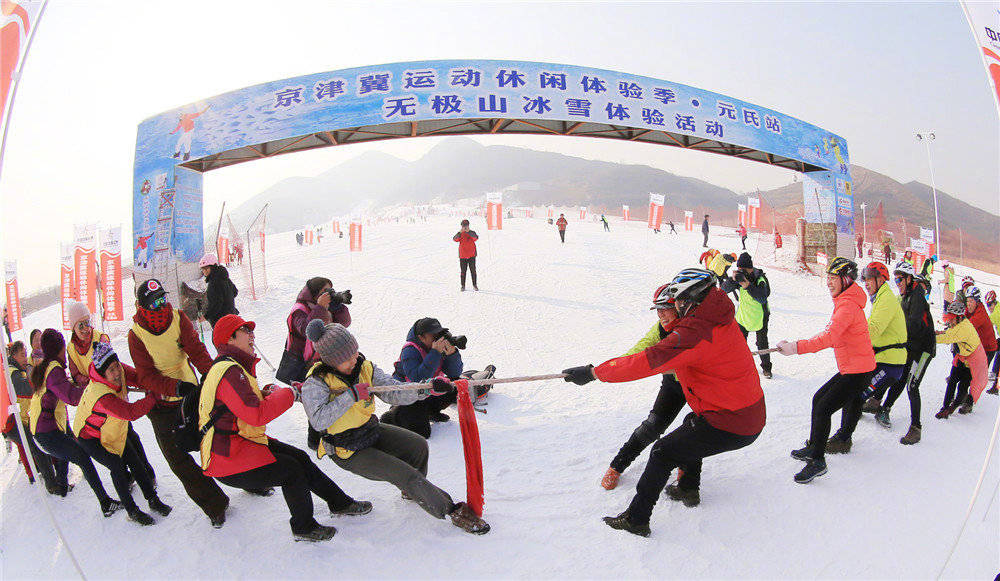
[733,270,747,284]
[325,288,353,306]
[436,329,468,350]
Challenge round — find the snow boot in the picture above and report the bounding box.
[664,484,700,507]
[331,500,373,516]
[825,434,852,454]
[127,508,155,526]
[244,487,275,497]
[148,496,172,517]
[294,524,337,542]
[101,498,123,517]
[602,511,650,537]
[473,285,479,291]
[209,509,226,529]
[794,459,828,484]
[899,425,921,445]
[935,406,952,419]
[987,386,998,395]
[449,502,490,535]
[861,397,881,414]
[790,442,813,462]
[762,369,773,379]
[430,411,450,423]
[958,402,973,414]
[875,409,891,430]
[601,467,621,490]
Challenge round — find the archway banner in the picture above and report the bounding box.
[4,260,22,333]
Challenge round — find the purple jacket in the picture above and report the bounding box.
[284,285,351,360]
[34,362,85,434]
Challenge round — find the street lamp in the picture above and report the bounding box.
[916,132,942,257]
[859,202,867,253]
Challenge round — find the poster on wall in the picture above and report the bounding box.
[834,177,854,235]
[802,171,836,224]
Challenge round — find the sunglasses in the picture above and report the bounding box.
[235,325,254,336]
[894,276,905,284]
[75,320,92,329]
[147,295,167,310]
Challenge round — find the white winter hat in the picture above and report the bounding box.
[67,301,90,327]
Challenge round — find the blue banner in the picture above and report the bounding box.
[802,171,836,224]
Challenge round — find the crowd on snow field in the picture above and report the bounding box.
[3,219,999,540]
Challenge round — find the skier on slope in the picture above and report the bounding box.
[701,214,710,247]
[601,214,610,232]
[562,268,765,537]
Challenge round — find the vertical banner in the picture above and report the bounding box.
[960,2,1000,113]
[684,210,694,231]
[622,205,630,221]
[747,197,761,228]
[485,192,503,230]
[579,206,587,221]
[920,227,935,243]
[737,204,747,227]
[99,226,124,322]
[547,206,554,219]
[4,261,22,332]
[834,177,855,235]
[1,0,46,134]
[349,222,363,252]
[73,223,98,315]
[60,242,75,330]
[305,225,314,245]
[331,220,340,234]
[217,233,230,265]
[647,193,665,230]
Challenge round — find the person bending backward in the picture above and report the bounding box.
[563,268,765,538]
[5,340,59,491]
[29,329,123,516]
[959,286,997,411]
[300,320,490,535]
[127,278,232,527]
[776,257,876,484]
[866,263,936,445]
[72,342,172,525]
[935,299,988,418]
[720,252,773,379]
[600,285,689,496]
[199,315,370,543]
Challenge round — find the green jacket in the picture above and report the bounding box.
[868,282,907,365]
[989,303,1000,335]
[623,322,665,356]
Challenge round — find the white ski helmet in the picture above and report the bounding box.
[893,260,915,278]
[946,300,966,316]
[665,268,715,315]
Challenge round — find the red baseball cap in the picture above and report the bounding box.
[213,314,256,350]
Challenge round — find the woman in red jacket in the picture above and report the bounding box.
[776,257,876,484]
[200,314,371,542]
[561,268,765,537]
[453,219,479,291]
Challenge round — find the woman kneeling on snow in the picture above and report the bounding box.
[300,319,490,535]
[199,315,371,542]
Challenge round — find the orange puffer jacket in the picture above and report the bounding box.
[797,282,877,374]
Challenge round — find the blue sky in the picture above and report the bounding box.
[1,1,997,292]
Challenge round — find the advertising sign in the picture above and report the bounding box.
[803,171,836,224]
[99,226,124,322]
[648,193,665,230]
[73,223,98,315]
[622,205,630,221]
[4,261,22,332]
[485,191,503,230]
[60,242,75,330]
[349,222,363,252]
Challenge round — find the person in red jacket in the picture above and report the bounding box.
[957,286,997,413]
[453,219,479,291]
[561,268,765,537]
[776,257,876,484]
[202,314,371,542]
[556,214,568,243]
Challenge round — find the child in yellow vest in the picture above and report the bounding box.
[301,319,490,534]
[935,301,987,418]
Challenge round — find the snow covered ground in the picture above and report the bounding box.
[2,214,997,579]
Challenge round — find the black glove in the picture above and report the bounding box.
[562,365,596,386]
[176,381,198,398]
[430,377,453,396]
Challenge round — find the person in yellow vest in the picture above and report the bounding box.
[29,328,43,366]
[4,340,58,490]
[127,278,230,527]
[940,261,956,312]
[935,300,987,418]
[74,342,172,525]
[301,319,490,535]
[200,315,370,542]
[986,289,999,393]
[720,252,773,378]
[29,329,122,515]
[707,252,736,280]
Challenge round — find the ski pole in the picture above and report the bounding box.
[368,373,568,393]
[256,348,277,371]
[751,347,780,356]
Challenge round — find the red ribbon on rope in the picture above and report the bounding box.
[454,379,484,517]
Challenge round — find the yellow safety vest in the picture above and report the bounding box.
[67,338,95,383]
[72,380,129,456]
[735,286,765,332]
[8,365,31,425]
[198,359,268,470]
[29,361,68,434]
[308,360,375,460]
[131,310,192,403]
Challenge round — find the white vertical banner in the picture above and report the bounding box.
[73,222,98,315]
[960,2,1000,114]
[747,197,761,228]
[647,193,665,230]
[920,227,935,243]
[99,225,124,322]
[4,260,22,332]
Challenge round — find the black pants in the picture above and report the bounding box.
[460,257,477,288]
[739,310,771,373]
[626,413,759,525]
[703,232,709,246]
[559,230,566,243]
[603,222,610,231]
[78,436,157,513]
[944,363,971,408]
[33,429,112,503]
[841,363,904,438]
[217,439,354,534]
[882,351,933,428]
[741,236,747,250]
[808,371,872,461]
[6,422,59,489]
[147,404,229,517]
[381,387,458,439]
[610,375,686,473]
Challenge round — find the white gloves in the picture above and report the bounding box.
[776,340,798,356]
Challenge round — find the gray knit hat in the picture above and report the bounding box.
[306,319,358,366]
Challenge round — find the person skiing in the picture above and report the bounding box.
[986,289,999,393]
[127,279,232,527]
[701,214,710,247]
[72,342,172,525]
[720,253,773,379]
[737,223,748,250]
[562,268,765,537]
[199,252,239,327]
[556,214,568,243]
[667,220,677,234]
[935,300,987,417]
[599,285,689,495]
[199,315,371,542]
[863,263,935,444]
[452,219,479,291]
[601,214,610,232]
[775,257,875,484]
[169,104,209,161]
[300,320,490,535]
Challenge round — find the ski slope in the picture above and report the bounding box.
[2,214,997,579]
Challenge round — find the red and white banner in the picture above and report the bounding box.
[99,226,124,322]
[4,260,22,333]
[73,223,98,315]
[60,242,75,330]
[647,193,665,230]
[622,205,630,221]
[546,206,554,219]
[961,2,1000,114]
[747,197,760,229]
[217,233,231,265]
[331,220,340,234]
[684,210,694,231]
[349,222,363,252]
[737,204,747,228]
[485,192,503,230]
[579,206,587,221]
[304,226,314,245]
[2,1,46,134]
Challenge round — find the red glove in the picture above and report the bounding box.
[349,383,370,402]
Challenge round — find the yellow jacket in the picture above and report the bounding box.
[868,283,907,365]
[937,318,981,357]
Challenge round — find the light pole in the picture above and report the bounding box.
[916,132,942,257]
[859,203,867,255]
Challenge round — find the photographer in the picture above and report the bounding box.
[380,318,464,438]
[720,253,772,378]
[276,277,352,449]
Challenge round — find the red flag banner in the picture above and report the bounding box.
[738,204,747,228]
[1,1,45,133]
[349,222,362,252]
[647,193,665,230]
[748,197,760,229]
[961,2,1000,113]
[4,260,22,332]
[99,226,124,322]
[579,206,587,221]
[217,233,230,265]
[60,242,75,330]
[622,205,630,221]
[73,223,98,315]
[684,210,694,231]
[485,192,503,230]
[454,379,484,517]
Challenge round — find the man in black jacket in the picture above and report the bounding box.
[701,215,710,247]
[200,253,239,327]
[863,262,935,444]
